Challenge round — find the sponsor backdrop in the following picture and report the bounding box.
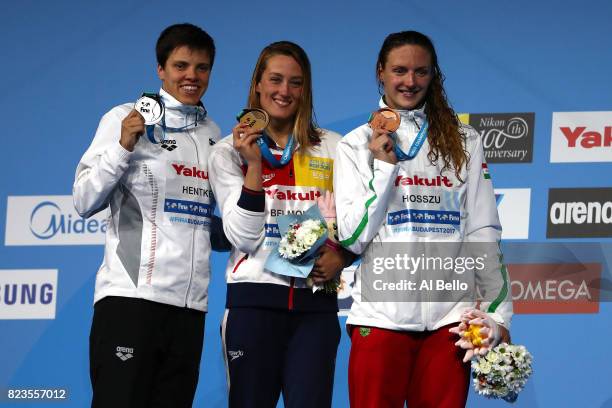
[1,1,611,407]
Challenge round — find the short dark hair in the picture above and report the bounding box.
[156,23,215,68]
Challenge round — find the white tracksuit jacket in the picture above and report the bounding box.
[208,130,341,311]
[73,89,220,311]
[335,100,512,331]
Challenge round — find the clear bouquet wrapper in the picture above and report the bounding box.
[264,205,328,278]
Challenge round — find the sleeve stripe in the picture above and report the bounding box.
[487,248,509,313]
[340,177,376,247]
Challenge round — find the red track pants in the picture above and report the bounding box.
[348,324,470,408]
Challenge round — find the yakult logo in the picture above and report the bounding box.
[394,175,453,188]
[560,126,612,149]
[550,112,612,162]
[172,164,208,179]
[265,188,322,201]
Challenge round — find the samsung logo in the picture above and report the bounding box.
[1,282,54,305]
[0,270,58,320]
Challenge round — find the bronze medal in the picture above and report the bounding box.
[368,108,401,132]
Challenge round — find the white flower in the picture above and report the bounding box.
[303,232,317,246]
[471,343,533,402]
[486,351,500,363]
[478,361,492,374]
[277,219,326,260]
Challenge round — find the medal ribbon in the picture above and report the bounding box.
[256,132,295,168]
[146,106,206,144]
[393,120,428,161]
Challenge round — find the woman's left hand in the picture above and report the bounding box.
[311,245,345,284]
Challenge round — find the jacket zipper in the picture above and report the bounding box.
[184,114,199,307]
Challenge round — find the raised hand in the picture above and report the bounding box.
[232,122,263,164]
[120,109,146,152]
[368,127,397,165]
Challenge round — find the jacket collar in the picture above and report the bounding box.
[378,96,426,127]
[159,88,207,128]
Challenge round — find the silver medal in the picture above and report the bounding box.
[134,95,164,125]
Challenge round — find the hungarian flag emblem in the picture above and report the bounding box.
[482,163,491,180]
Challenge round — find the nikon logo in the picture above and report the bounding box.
[547,188,612,238]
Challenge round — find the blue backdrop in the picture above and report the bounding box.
[1,1,612,407]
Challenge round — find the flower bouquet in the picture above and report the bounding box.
[265,198,341,293]
[277,218,327,263]
[264,204,328,286]
[471,343,533,403]
[450,309,533,403]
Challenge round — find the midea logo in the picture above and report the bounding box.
[29,201,107,240]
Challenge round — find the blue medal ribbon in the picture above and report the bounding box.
[146,109,205,144]
[392,120,428,161]
[145,94,206,144]
[256,132,295,168]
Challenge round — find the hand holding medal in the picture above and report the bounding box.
[236,108,296,169]
[368,108,400,164]
[134,93,164,125]
[233,109,268,164]
[368,107,429,163]
[120,93,162,152]
[120,93,164,151]
[369,107,401,132]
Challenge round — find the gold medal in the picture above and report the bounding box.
[237,108,269,131]
[368,108,401,132]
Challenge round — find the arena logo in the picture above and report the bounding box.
[5,196,108,246]
[547,188,612,238]
[0,269,57,319]
[550,111,612,162]
[494,189,530,239]
[459,113,534,163]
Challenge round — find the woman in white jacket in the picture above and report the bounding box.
[208,41,353,408]
[334,31,512,408]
